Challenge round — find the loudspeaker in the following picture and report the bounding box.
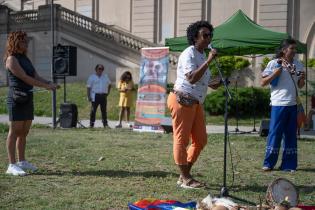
[259,119,270,137]
[160,117,173,133]
[59,103,78,128]
[53,45,77,76]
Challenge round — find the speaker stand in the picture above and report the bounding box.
[63,76,67,103]
[77,120,86,128]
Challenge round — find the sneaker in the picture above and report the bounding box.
[115,124,122,128]
[281,168,296,173]
[6,164,27,176]
[17,161,37,172]
[262,166,272,171]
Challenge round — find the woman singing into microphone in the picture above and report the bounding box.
[167,20,220,189]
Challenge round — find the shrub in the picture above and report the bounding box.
[209,56,250,77]
[301,58,315,67]
[204,87,270,117]
[261,57,271,70]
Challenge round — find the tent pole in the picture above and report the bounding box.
[305,45,308,115]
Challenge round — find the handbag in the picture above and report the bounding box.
[12,88,30,104]
[174,91,199,107]
[289,74,306,127]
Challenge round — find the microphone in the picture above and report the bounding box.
[208,44,218,61]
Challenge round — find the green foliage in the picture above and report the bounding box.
[234,57,251,70]
[301,58,315,67]
[166,83,174,93]
[261,57,271,70]
[209,56,250,77]
[204,87,270,117]
[308,58,315,67]
[0,123,9,133]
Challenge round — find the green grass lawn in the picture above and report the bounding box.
[0,82,262,126]
[0,126,314,209]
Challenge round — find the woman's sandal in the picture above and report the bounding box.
[180,178,205,189]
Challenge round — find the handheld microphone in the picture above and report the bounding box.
[208,44,218,61]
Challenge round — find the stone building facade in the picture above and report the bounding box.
[0,0,314,87]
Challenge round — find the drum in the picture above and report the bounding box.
[266,178,299,207]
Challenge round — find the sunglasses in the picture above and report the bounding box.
[97,68,104,71]
[202,32,213,39]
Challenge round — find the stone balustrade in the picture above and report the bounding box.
[1,4,179,65]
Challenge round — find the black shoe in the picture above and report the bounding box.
[90,123,94,128]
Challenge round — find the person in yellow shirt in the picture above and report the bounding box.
[116,71,134,128]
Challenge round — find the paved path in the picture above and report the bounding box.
[0,114,314,138]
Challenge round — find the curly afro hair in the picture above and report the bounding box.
[186,20,213,45]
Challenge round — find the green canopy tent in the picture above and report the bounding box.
[165,9,309,113]
[165,10,307,55]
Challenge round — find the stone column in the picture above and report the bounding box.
[0,5,9,34]
[38,4,61,29]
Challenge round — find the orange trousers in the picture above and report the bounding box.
[167,92,207,165]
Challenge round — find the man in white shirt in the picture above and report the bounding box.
[87,64,111,128]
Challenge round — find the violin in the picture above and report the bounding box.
[278,58,301,76]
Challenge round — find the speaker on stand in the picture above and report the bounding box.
[52,45,83,128]
[53,44,77,77]
[53,44,77,103]
[259,119,270,137]
[251,86,258,133]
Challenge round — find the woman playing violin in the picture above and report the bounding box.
[261,38,305,172]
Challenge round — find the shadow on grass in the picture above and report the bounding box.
[34,169,177,178]
[297,168,315,172]
[231,184,315,194]
[297,137,315,142]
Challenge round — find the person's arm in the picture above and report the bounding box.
[261,67,282,87]
[186,48,217,84]
[87,87,91,101]
[298,72,305,88]
[117,81,125,93]
[33,70,60,89]
[107,84,111,95]
[6,56,57,90]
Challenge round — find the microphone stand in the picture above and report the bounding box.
[212,56,232,197]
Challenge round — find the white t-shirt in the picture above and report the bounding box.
[262,59,304,106]
[87,73,111,102]
[174,45,211,104]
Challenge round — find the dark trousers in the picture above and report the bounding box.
[90,93,108,126]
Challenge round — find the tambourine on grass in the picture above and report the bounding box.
[266,178,299,207]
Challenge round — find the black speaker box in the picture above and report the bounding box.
[59,103,78,128]
[259,119,270,137]
[53,45,77,76]
[160,117,173,133]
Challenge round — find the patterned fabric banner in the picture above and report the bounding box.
[133,47,169,132]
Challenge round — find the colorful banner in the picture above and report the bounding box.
[133,47,169,132]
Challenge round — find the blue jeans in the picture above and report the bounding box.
[263,105,297,170]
